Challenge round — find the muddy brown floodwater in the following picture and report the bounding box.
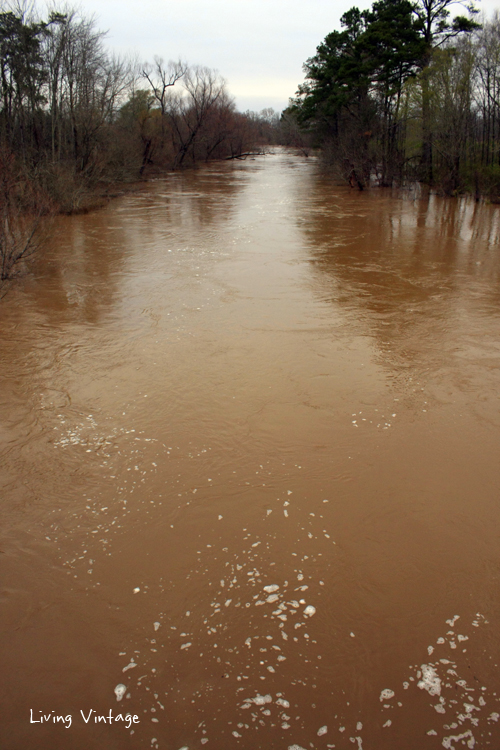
[2,150,500,750]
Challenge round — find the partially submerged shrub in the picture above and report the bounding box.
[0,149,52,285]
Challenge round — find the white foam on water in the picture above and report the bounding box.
[304,605,316,616]
[442,730,475,749]
[122,661,137,673]
[276,698,290,708]
[317,725,328,736]
[263,585,279,593]
[153,622,160,631]
[418,665,441,696]
[114,684,127,701]
[379,689,394,701]
[248,694,273,705]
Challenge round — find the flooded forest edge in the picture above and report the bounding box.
[4,0,500,287]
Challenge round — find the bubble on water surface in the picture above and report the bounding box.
[247,693,272,705]
[114,684,127,701]
[442,730,475,749]
[418,665,441,696]
[379,689,394,701]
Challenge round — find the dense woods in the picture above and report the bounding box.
[287,0,500,197]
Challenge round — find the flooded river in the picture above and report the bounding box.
[2,150,500,750]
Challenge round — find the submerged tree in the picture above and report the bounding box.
[0,146,51,285]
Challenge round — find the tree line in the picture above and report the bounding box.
[0,2,282,282]
[287,0,500,198]
[0,3,279,209]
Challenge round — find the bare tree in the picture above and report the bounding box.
[0,146,50,286]
[166,66,227,166]
[141,57,186,116]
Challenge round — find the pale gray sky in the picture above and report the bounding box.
[81,0,499,113]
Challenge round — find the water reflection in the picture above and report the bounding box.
[2,152,500,750]
[296,170,500,407]
[21,163,249,330]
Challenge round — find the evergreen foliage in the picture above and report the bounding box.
[288,0,490,191]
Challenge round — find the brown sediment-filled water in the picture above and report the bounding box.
[2,150,500,750]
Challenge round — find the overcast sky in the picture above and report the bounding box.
[80,0,500,113]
